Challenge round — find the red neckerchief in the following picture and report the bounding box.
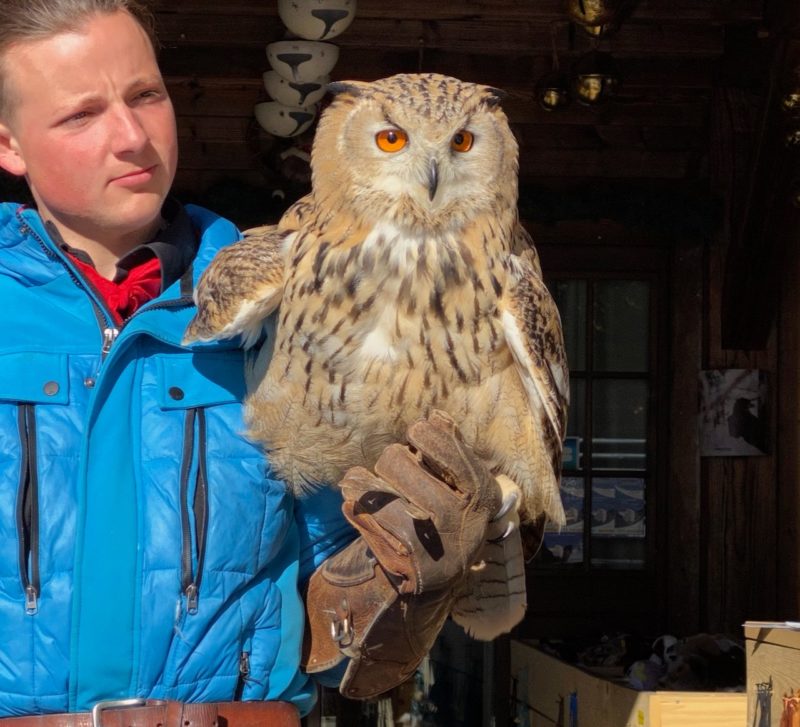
[68,253,162,325]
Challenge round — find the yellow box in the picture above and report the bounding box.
[510,639,746,727]
[744,621,800,727]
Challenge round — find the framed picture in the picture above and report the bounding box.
[699,369,769,456]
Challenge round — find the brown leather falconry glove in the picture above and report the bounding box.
[301,410,502,699]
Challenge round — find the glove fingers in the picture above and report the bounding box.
[405,413,485,500]
[339,464,404,501]
[341,498,415,585]
[341,451,437,522]
[372,441,463,517]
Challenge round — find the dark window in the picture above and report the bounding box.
[538,279,652,569]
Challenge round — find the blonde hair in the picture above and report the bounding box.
[0,0,158,118]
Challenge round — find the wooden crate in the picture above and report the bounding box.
[510,639,746,727]
[745,621,800,727]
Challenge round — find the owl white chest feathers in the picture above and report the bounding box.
[245,216,527,488]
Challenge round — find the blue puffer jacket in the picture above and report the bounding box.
[0,202,353,717]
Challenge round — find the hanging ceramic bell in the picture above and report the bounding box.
[254,101,317,137]
[266,40,339,83]
[572,49,620,107]
[277,0,357,41]
[536,71,572,111]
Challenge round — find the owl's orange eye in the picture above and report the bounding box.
[451,130,474,152]
[375,128,408,153]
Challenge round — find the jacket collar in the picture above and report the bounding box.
[43,197,198,294]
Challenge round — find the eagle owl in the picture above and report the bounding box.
[184,73,569,640]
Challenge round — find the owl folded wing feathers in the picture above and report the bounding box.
[183,224,290,348]
[451,245,569,641]
[502,246,570,519]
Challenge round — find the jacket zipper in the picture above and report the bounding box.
[23,216,208,610]
[21,218,193,363]
[234,651,251,699]
[16,404,40,614]
[23,220,118,354]
[179,408,208,614]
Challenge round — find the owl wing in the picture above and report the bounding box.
[501,243,570,520]
[510,222,542,276]
[183,225,289,348]
[451,245,567,641]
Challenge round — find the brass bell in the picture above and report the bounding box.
[782,92,800,114]
[566,0,623,27]
[536,71,572,111]
[785,129,800,148]
[572,50,620,106]
[580,19,620,38]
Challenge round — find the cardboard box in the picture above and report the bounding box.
[510,640,746,727]
[744,621,800,727]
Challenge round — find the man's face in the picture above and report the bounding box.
[0,10,178,244]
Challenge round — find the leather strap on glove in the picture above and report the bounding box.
[302,410,502,699]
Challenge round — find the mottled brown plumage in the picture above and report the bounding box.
[184,73,569,639]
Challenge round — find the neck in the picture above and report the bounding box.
[43,215,162,280]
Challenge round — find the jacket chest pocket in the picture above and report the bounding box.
[0,352,69,615]
[155,352,247,614]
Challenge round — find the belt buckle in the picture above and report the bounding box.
[91,698,147,727]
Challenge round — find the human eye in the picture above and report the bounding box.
[132,83,167,104]
[59,109,93,127]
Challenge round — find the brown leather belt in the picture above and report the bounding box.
[0,700,300,727]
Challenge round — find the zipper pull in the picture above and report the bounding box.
[101,327,119,358]
[239,652,250,681]
[24,584,38,615]
[185,583,199,614]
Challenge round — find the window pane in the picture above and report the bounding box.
[563,379,585,471]
[591,476,646,568]
[551,279,586,370]
[593,281,649,372]
[592,379,648,470]
[541,477,585,565]
[561,476,585,534]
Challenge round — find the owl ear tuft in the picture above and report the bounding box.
[482,86,507,108]
[327,81,366,99]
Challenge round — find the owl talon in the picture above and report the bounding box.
[487,520,516,544]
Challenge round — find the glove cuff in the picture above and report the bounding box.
[302,537,454,699]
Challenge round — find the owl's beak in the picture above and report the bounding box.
[427,159,439,201]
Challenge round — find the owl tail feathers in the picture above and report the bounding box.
[450,475,527,641]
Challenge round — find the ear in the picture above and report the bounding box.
[326,80,369,99]
[0,121,27,177]
[481,85,507,108]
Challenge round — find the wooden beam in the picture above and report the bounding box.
[776,214,800,619]
[157,46,717,90]
[165,76,709,128]
[666,241,703,634]
[154,0,762,24]
[519,147,694,178]
[155,14,725,57]
[721,38,800,349]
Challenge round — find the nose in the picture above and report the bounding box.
[110,104,148,154]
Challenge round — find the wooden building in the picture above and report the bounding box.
[7,0,797,722]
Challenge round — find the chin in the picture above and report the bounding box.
[117,189,170,231]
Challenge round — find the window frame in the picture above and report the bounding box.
[518,224,670,638]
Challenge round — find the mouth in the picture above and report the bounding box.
[111,165,158,186]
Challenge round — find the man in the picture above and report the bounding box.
[0,2,502,725]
